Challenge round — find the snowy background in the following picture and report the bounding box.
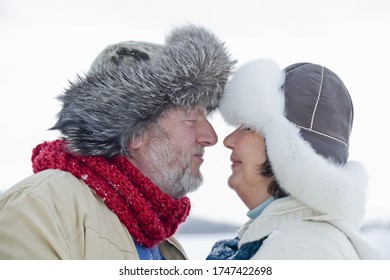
[1,0,389,259]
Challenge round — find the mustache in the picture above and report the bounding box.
[193,145,204,155]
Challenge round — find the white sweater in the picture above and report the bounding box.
[236,196,380,260]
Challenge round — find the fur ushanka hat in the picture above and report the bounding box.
[219,58,368,221]
[52,24,235,157]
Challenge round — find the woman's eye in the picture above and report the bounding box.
[244,127,252,131]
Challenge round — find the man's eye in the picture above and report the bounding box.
[185,120,197,126]
[244,127,252,131]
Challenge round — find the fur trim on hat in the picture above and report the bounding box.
[219,58,285,129]
[52,24,235,157]
[219,58,368,222]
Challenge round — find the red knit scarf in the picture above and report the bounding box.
[31,139,191,248]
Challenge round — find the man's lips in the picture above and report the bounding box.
[194,153,204,163]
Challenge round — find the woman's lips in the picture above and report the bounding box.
[230,157,241,168]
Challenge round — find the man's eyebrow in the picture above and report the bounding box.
[191,107,208,115]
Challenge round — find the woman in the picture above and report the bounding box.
[207,59,381,260]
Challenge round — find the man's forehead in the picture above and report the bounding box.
[165,107,208,118]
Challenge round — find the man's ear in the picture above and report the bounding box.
[129,135,144,150]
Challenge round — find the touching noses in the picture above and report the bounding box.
[197,120,218,147]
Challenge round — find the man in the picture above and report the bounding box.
[0,24,235,259]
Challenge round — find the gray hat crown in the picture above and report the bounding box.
[284,63,353,164]
[88,41,163,75]
[52,24,235,157]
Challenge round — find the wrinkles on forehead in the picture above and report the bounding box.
[160,106,208,120]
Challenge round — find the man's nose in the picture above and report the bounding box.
[197,120,218,147]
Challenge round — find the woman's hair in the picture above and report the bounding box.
[260,158,288,199]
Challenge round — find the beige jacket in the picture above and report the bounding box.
[0,169,187,260]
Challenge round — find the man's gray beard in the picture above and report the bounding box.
[142,126,203,199]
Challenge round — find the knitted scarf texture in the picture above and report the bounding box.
[31,139,191,248]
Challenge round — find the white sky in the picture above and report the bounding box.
[1,0,389,226]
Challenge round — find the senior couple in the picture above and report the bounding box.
[0,24,380,259]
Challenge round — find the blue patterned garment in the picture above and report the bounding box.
[206,236,268,260]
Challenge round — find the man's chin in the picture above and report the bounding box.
[179,174,203,198]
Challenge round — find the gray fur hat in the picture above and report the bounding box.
[87,41,162,75]
[52,24,235,157]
